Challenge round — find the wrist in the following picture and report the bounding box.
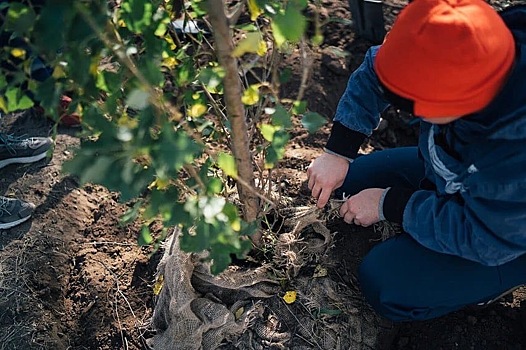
[323,148,354,163]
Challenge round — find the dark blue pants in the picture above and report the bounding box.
[338,147,526,322]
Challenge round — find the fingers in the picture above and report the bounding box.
[317,189,331,208]
[307,166,314,189]
[311,184,321,203]
[311,183,329,208]
[307,174,315,192]
[339,200,366,226]
[339,202,355,224]
[307,172,330,208]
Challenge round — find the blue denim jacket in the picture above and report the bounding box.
[328,5,526,266]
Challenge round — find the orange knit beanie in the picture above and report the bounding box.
[374,0,516,118]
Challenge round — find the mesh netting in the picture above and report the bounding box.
[151,207,392,349]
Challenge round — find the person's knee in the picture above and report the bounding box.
[358,240,432,322]
[358,254,403,322]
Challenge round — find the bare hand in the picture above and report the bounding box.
[339,188,384,227]
[307,152,349,208]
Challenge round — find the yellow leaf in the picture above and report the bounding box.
[148,177,170,190]
[157,178,170,190]
[241,84,260,105]
[52,65,66,79]
[231,218,241,231]
[247,0,263,21]
[232,32,264,58]
[257,39,268,56]
[259,123,277,141]
[10,48,26,59]
[89,60,99,76]
[162,56,178,69]
[217,152,238,178]
[117,113,139,128]
[153,274,164,295]
[164,36,177,50]
[188,103,207,117]
[0,97,7,113]
[283,291,297,304]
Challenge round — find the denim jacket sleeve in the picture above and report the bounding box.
[403,186,526,266]
[325,45,390,159]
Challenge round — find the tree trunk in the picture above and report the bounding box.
[207,0,262,244]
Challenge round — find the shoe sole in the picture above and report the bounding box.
[0,214,32,229]
[0,152,49,170]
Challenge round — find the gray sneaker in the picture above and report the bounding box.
[0,197,35,229]
[0,134,53,169]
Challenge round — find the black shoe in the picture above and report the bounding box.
[0,134,53,169]
[0,197,35,229]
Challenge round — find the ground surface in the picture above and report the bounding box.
[1,0,526,349]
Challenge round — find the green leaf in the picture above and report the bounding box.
[0,75,7,90]
[151,124,203,174]
[5,3,36,34]
[5,88,34,112]
[207,177,223,195]
[198,66,225,94]
[292,100,307,115]
[67,49,92,86]
[290,0,308,9]
[120,200,143,225]
[271,104,292,128]
[265,129,289,168]
[64,150,154,202]
[138,225,154,246]
[121,0,153,33]
[217,152,238,178]
[209,248,232,275]
[260,123,277,142]
[34,78,61,112]
[232,32,266,57]
[139,57,165,86]
[34,3,68,53]
[279,68,292,83]
[67,12,95,42]
[271,6,306,47]
[175,60,196,87]
[180,220,210,252]
[302,112,327,133]
[17,94,34,110]
[311,33,324,46]
[189,0,207,17]
[318,308,343,316]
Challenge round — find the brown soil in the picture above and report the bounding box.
[1,0,526,349]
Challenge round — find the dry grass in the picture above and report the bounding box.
[0,236,43,350]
